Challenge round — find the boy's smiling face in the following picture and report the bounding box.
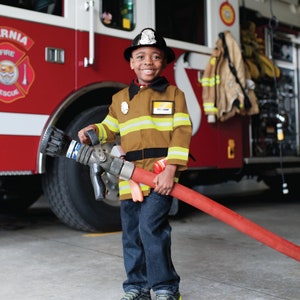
[130,46,167,85]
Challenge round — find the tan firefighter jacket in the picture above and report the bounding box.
[201,31,258,122]
[95,77,192,200]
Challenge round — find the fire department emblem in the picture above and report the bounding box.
[0,41,35,103]
[219,1,235,27]
[121,101,129,114]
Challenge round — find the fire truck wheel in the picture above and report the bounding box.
[42,106,121,232]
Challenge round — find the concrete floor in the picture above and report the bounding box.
[0,179,300,300]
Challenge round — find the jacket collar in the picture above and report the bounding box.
[128,76,169,100]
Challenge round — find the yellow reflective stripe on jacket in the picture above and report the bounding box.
[201,75,220,87]
[102,115,119,133]
[119,177,180,199]
[203,102,218,114]
[173,112,191,127]
[119,180,149,197]
[95,123,108,141]
[120,116,173,136]
[167,146,189,161]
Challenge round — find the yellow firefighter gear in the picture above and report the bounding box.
[201,31,259,122]
[95,77,192,200]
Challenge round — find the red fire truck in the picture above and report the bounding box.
[0,0,300,232]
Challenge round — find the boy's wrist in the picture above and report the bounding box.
[165,164,177,175]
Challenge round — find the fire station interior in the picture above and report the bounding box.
[0,5,300,297]
[240,7,300,158]
[1,0,300,224]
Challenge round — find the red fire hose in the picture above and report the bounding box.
[40,126,300,262]
[131,167,300,262]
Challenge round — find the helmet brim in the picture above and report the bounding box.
[123,45,175,64]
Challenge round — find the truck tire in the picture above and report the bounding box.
[42,106,121,232]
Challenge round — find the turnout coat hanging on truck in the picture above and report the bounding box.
[201,30,259,122]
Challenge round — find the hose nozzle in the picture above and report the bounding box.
[40,126,135,200]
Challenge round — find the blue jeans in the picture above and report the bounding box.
[121,190,180,294]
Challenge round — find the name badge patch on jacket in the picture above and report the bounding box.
[152,101,174,115]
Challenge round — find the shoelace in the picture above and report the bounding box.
[121,291,139,300]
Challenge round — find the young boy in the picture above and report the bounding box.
[78,28,192,300]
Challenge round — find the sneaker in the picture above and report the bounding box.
[120,290,151,300]
[155,292,182,300]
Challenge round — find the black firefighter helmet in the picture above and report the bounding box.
[123,28,175,64]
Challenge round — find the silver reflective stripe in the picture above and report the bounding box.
[0,112,49,136]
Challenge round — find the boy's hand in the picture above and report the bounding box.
[153,164,176,195]
[78,125,98,144]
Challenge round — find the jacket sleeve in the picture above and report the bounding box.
[201,48,220,121]
[167,87,192,171]
[95,97,120,143]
